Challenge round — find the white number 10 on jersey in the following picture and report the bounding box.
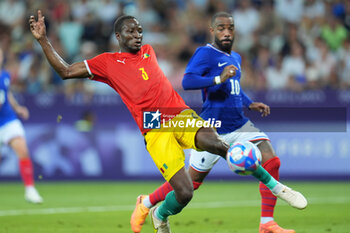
[230,79,240,95]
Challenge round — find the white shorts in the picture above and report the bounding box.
[0,119,25,146]
[190,120,269,172]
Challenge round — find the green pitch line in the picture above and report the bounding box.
[0,181,349,233]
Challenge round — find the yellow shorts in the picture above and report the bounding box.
[144,109,205,181]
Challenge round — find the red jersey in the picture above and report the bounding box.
[84,44,188,134]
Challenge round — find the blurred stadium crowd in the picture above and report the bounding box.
[0,0,349,97]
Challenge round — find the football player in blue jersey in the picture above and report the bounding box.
[131,12,307,233]
[0,48,43,204]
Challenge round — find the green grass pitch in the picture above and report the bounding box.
[0,181,349,233]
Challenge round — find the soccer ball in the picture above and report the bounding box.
[226,141,262,175]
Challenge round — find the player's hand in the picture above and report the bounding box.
[249,102,270,117]
[29,10,46,41]
[220,65,238,83]
[15,106,29,120]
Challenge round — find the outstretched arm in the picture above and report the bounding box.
[29,10,89,80]
[8,91,29,120]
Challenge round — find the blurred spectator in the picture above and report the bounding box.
[305,61,321,89]
[71,0,91,22]
[257,0,284,54]
[96,0,120,24]
[188,17,209,46]
[337,38,350,88]
[240,55,256,90]
[0,0,349,96]
[81,12,101,42]
[312,39,337,85]
[306,36,324,63]
[251,45,273,90]
[206,0,229,15]
[342,1,350,30]
[58,14,83,60]
[304,0,326,21]
[50,0,70,23]
[124,0,160,32]
[320,15,348,51]
[282,42,306,91]
[280,24,305,57]
[0,0,25,27]
[232,0,260,52]
[275,0,304,24]
[265,54,289,90]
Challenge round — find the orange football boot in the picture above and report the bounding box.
[259,221,295,233]
[130,195,150,233]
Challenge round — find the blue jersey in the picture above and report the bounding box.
[0,70,17,127]
[183,44,253,134]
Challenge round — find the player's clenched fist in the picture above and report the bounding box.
[29,10,46,41]
[220,64,238,83]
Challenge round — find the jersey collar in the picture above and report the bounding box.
[206,44,231,57]
[117,46,144,58]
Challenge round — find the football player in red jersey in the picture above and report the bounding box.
[30,12,305,233]
[30,11,230,232]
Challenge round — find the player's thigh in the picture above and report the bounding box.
[0,119,25,144]
[145,131,186,182]
[0,120,29,159]
[224,120,269,144]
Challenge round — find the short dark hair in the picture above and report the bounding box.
[211,12,233,26]
[114,15,136,33]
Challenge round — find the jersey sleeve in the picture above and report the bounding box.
[241,89,253,108]
[84,53,109,84]
[183,47,215,90]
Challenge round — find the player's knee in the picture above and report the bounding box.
[213,139,229,158]
[176,186,193,204]
[196,131,228,158]
[261,152,274,163]
[258,141,276,163]
[181,189,193,204]
[16,148,30,159]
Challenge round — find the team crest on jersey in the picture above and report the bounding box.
[143,53,150,59]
